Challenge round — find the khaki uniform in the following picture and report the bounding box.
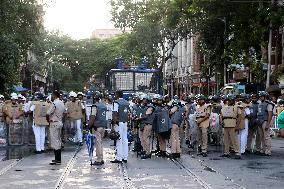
[221,105,240,155]
[90,106,105,162]
[0,102,4,122]
[256,103,273,155]
[196,104,210,153]
[31,101,50,152]
[65,100,83,143]
[3,103,24,145]
[141,107,154,155]
[65,101,83,120]
[47,99,65,150]
[170,106,181,154]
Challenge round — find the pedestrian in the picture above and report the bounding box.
[30,93,50,154]
[277,103,284,137]
[65,91,84,145]
[46,91,65,165]
[195,94,210,157]
[111,90,130,163]
[220,95,241,159]
[88,92,107,165]
[255,91,273,156]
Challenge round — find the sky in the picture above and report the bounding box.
[44,0,113,39]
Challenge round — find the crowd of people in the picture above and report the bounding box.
[0,89,283,166]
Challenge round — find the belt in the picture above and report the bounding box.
[50,120,59,123]
[223,117,236,120]
[196,116,205,118]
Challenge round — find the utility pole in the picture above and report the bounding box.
[266,0,274,89]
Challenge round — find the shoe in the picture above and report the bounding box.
[185,140,190,145]
[122,159,127,163]
[79,142,83,146]
[235,155,241,159]
[92,161,104,165]
[35,151,42,154]
[254,151,263,155]
[220,154,230,158]
[49,160,61,165]
[245,150,251,154]
[198,145,202,153]
[141,154,151,159]
[202,152,207,157]
[138,151,146,156]
[262,153,271,157]
[173,153,181,158]
[157,151,166,157]
[110,159,122,163]
[41,150,46,153]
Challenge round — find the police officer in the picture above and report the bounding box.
[65,91,84,145]
[184,95,196,147]
[209,95,222,145]
[255,91,273,156]
[220,95,241,159]
[195,94,210,157]
[187,94,197,148]
[238,93,251,155]
[4,94,24,145]
[77,92,86,128]
[131,96,142,152]
[169,96,184,158]
[111,90,130,163]
[30,93,50,154]
[137,95,155,159]
[246,93,259,153]
[46,91,65,165]
[0,95,6,145]
[154,96,171,157]
[88,92,107,165]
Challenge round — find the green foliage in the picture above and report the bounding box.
[43,32,132,91]
[0,0,43,93]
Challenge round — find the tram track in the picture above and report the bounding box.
[54,146,82,189]
[170,157,213,189]
[0,158,23,176]
[118,162,137,189]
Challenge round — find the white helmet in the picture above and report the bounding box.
[10,92,17,97]
[69,91,77,98]
[21,96,26,101]
[0,95,4,99]
[77,92,84,96]
[46,95,52,102]
[11,95,18,100]
[18,94,23,98]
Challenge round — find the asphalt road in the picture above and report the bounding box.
[0,138,283,189]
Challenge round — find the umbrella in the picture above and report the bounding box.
[14,86,29,92]
[84,131,96,165]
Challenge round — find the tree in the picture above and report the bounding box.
[0,0,43,93]
[110,0,192,70]
[43,32,132,91]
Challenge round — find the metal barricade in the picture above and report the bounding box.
[8,122,24,146]
[0,121,7,147]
